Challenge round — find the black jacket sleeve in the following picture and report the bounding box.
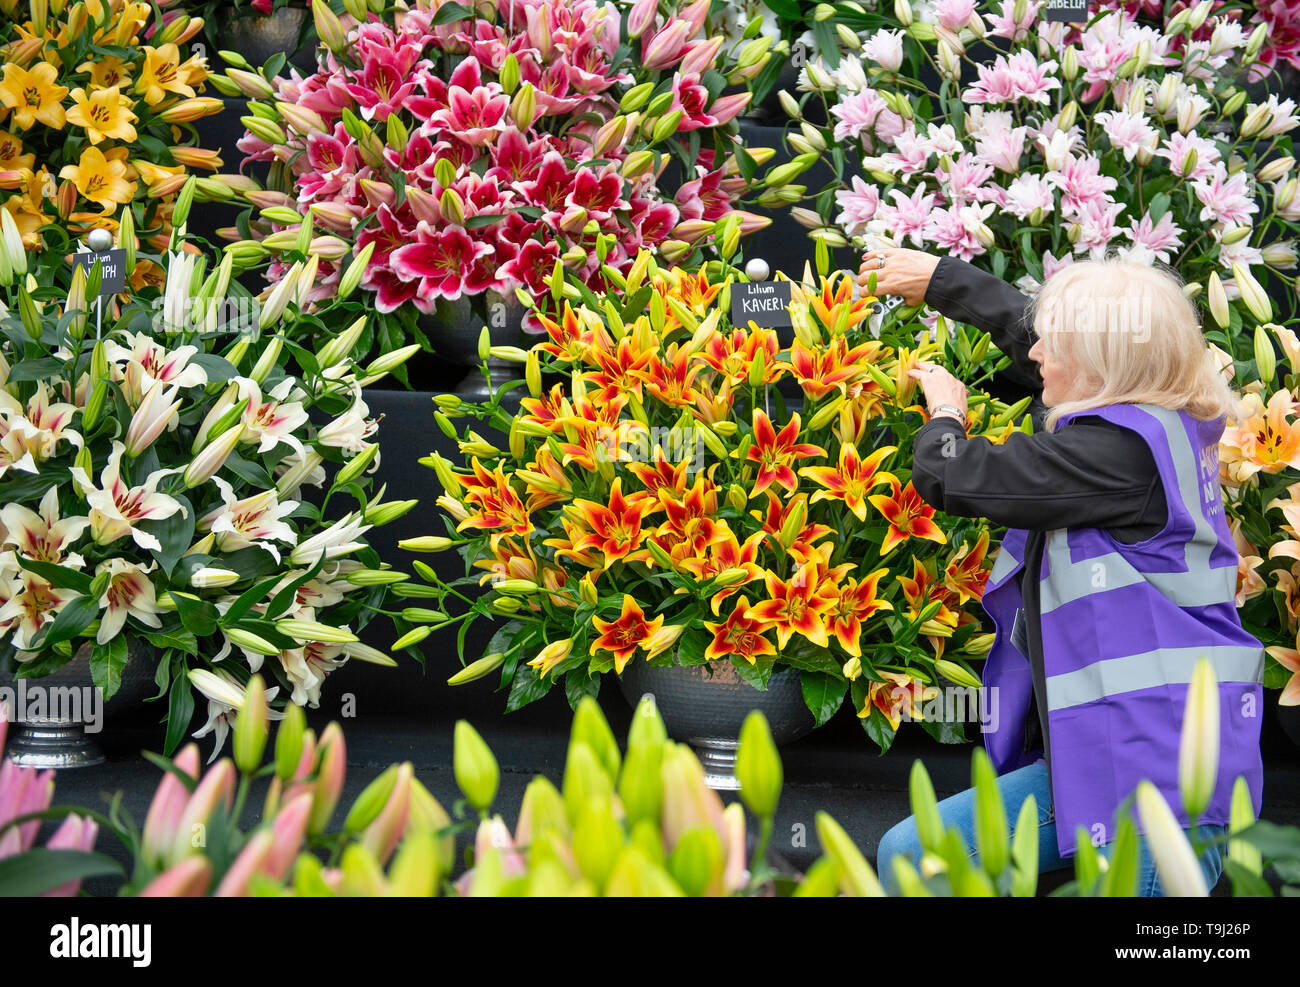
[912,416,1165,536]
[924,256,1043,396]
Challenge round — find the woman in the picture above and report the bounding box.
[858,246,1266,896]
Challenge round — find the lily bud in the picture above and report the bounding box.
[816,811,886,896]
[1179,657,1221,821]
[563,741,613,821]
[233,674,270,775]
[1135,781,1209,896]
[309,722,348,835]
[619,743,664,826]
[447,652,506,685]
[313,0,346,50]
[510,83,538,129]
[170,759,237,866]
[454,720,499,813]
[1227,775,1261,876]
[1232,262,1272,323]
[1207,272,1230,328]
[628,694,668,749]
[316,315,366,368]
[736,711,782,819]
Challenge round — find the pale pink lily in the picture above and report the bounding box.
[0,382,82,476]
[1,486,89,566]
[862,28,905,71]
[141,743,201,869]
[71,441,186,551]
[280,633,347,707]
[316,389,377,457]
[95,558,163,644]
[198,476,299,564]
[234,377,308,457]
[41,815,100,896]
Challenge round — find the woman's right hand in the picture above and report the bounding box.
[856,247,941,307]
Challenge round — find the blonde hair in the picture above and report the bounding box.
[1027,255,1244,432]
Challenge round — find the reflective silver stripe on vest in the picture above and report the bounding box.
[1040,405,1235,614]
[1045,645,1264,712]
[988,541,1021,586]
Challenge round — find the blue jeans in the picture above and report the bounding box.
[876,758,1225,896]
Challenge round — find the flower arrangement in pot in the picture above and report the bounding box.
[0,0,226,266]
[773,0,1299,320]
[213,0,779,386]
[388,246,1035,769]
[0,212,417,762]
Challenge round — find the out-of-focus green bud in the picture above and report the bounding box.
[1179,657,1220,821]
[573,799,623,893]
[344,763,400,832]
[627,694,668,749]
[668,826,724,897]
[407,778,455,874]
[971,748,1009,878]
[447,652,505,685]
[618,742,664,826]
[909,759,946,853]
[793,856,840,896]
[515,776,570,846]
[233,674,270,775]
[562,741,612,822]
[274,704,306,782]
[571,696,621,783]
[454,720,499,813]
[1227,775,1261,876]
[736,711,781,819]
[1009,795,1039,897]
[815,812,886,896]
[388,828,439,896]
[891,856,934,896]
[1099,816,1140,897]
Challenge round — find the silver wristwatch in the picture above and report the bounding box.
[932,404,966,420]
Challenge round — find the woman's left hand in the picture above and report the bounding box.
[908,360,969,421]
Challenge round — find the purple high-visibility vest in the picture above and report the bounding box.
[980,403,1265,859]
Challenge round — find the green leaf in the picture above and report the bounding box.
[729,655,775,691]
[919,714,967,744]
[431,0,475,24]
[30,595,97,651]
[5,357,66,383]
[1224,858,1274,897]
[164,659,195,757]
[563,667,600,709]
[172,593,218,637]
[144,628,198,656]
[189,352,239,382]
[860,707,897,753]
[89,635,129,701]
[675,627,711,667]
[800,671,847,728]
[14,555,92,593]
[0,849,123,896]
[263,552,327,620]
[463,214,505,229]
[223,571,291,626]
[505,664,553,712]
[142,493,195,578]
[221,452,273,490]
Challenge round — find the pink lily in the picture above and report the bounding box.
[168,759,236,867]
[309,722,347,835]
[0,705,55,859]
[642,20,693,71]
[198,476,299,564]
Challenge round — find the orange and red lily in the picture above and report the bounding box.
[703,594,778,665]
[826,567,893,657]
[535,300,598,362]
[799,442,898,522]
[868,477,946,555]
[591,594,665,674]
[569,477,649,567]
[943,530,992,605]
[787,336,881,401]
[808,273,874,333]
[678,527,768,615]
[858,671,940,731]
[746,410,826,498]
[746,560,838,649]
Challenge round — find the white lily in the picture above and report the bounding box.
[96,558,163,644]
[288,511,372,566]
[274,448,325,498]
[162,250,199,332]
[106,332,209,407]
[197,476,299,563]
[234,376,308,456]
[189,667,285,762]
[0,486,90,567]
[0,570,76,652]
[70,442,186,551]
[1134,781,1209,897]
[124,379,183,457]
[316,386,378,457]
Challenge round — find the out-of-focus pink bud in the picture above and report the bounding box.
[139,857,213,897]
[360,763,413,866]
[681,0,710,35]
[474,815,527,878]
[643,20,693,70]
[360,178,398,211]
[141,744,200,869]
[660,743,727,852]
[708,92,751,125]
[673,218,714,244]
[246,190,296,211]
[309,723,347,835]
[169,759,236,867]
[40,816,100,897]
[722,802,747,893]
[215,830,274,897]
[266,792,314,881]
[628,0,657,39]
[680,36,724,76]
